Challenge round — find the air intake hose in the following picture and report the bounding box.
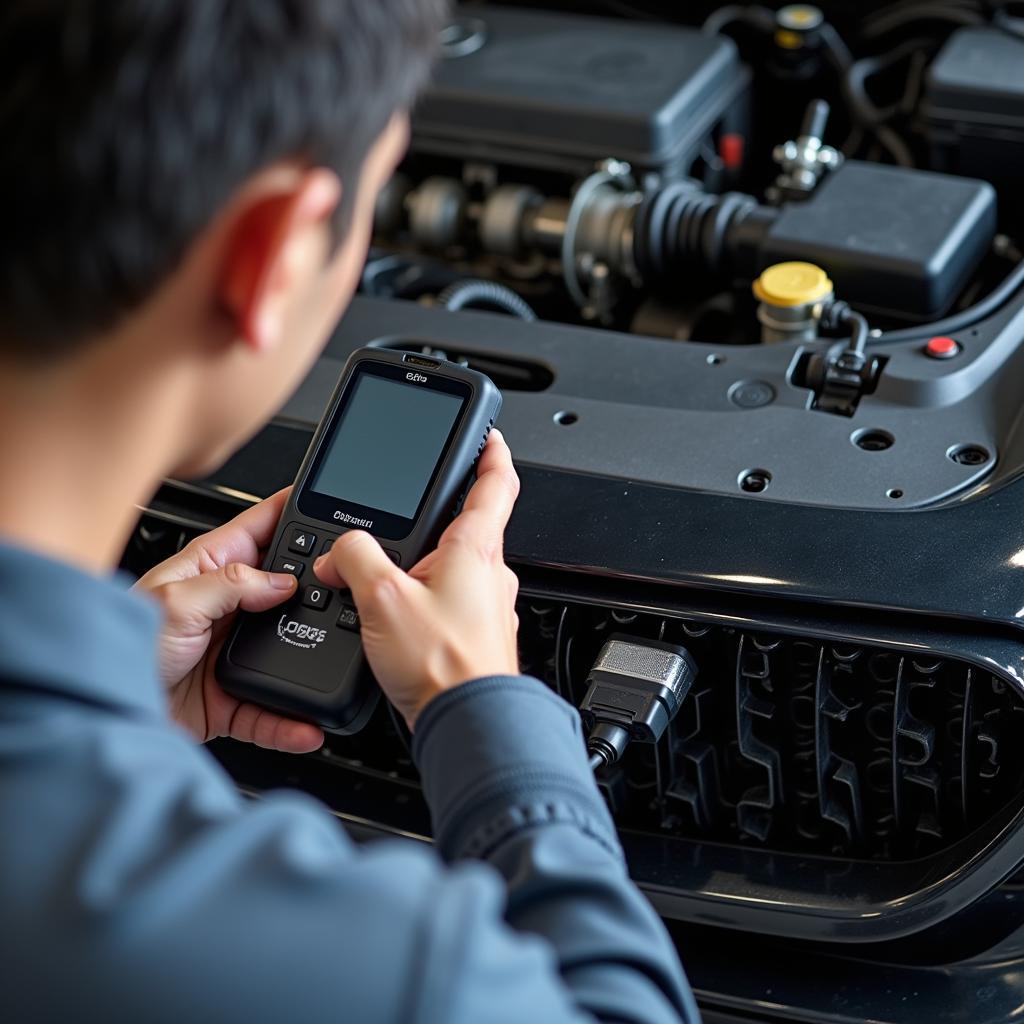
[632,183,777,284]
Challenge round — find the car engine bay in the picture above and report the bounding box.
[125,4,1024,1021]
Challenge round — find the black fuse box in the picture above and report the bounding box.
[925,27,1024,199]
[413,5,750,179]
[760,161,996,321]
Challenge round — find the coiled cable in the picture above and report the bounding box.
[436,279,537,321]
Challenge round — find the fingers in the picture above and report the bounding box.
[222,487,292,548]
[439,429,520,557]
[157,562,296,638]
[226,702,323,753]
[313,530,407,610]
[186,488,292,569]
[136,488,291,588]
[503,565,520,604]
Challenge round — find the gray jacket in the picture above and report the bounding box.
[0,541,698,1023]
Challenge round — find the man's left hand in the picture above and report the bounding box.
[135,488,324,753]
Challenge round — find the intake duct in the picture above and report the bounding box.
[632,184,767,282]
[630,161,996,320]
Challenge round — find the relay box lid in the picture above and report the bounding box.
[761,161,996,321]
[923,27,1024,205]
[413,5,748,176]
[926,27,1024,124]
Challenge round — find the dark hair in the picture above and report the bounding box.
[0,0,448,356]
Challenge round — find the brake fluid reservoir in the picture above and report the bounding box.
[753,261,833,343]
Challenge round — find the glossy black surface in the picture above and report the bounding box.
[506,465,1024,637]
[677,903,1024,1024]
[202,437,1024,644]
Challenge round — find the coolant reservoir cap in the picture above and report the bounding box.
[753,261,833,308]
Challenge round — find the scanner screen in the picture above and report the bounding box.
[311,374,464,519]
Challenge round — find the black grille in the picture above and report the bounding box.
[125,504,1024,868]
[517,599,1024,862]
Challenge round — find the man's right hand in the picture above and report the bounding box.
[312,429,522,730]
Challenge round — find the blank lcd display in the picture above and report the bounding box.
[310,374,464,519]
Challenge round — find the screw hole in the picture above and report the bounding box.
[706,354,725,366]
[553,410,578,426]
[886,488,904,500]
[739,469,772,493]
[947,443,990,466]
[852,428,894,452]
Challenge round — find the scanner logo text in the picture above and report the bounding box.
[333,510,374,528]
[405,372,428,383]
[276,615,327,649]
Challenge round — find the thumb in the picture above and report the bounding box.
[158,563,297,638]
[313,530,406,608]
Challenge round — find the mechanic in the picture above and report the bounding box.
[0,3,698,1022]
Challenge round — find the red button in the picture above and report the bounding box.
[925,335,960,359]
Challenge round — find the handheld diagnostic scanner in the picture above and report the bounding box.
[216,347,502,732]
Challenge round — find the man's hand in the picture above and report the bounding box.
[135,489,324,753]
[313,429,521,729]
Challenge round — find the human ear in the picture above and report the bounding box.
[218,169,342,353]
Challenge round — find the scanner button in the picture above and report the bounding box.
[302,585,331,611]
[273,557,304,578]
[288,529,317,555]
[383,549,401,567]
[337,605,360,631]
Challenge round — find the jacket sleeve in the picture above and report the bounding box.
[2,678,698,1024]
[410,675,700,1024]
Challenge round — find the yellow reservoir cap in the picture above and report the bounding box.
[753,262,833,307]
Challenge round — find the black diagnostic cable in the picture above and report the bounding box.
[579,636,697,774]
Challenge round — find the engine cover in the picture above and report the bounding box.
[760,161,997,320]
[414,4,749,178]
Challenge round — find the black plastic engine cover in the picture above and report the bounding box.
[760,161,996,320]
[414,4,749,177]
[925,26,1024,203]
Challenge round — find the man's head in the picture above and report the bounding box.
[0,0,447,474]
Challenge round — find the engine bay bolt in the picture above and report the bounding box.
[769,97,842,203]
[599,158,633,182]
[739,469,772,493]
[948,444,990,466]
